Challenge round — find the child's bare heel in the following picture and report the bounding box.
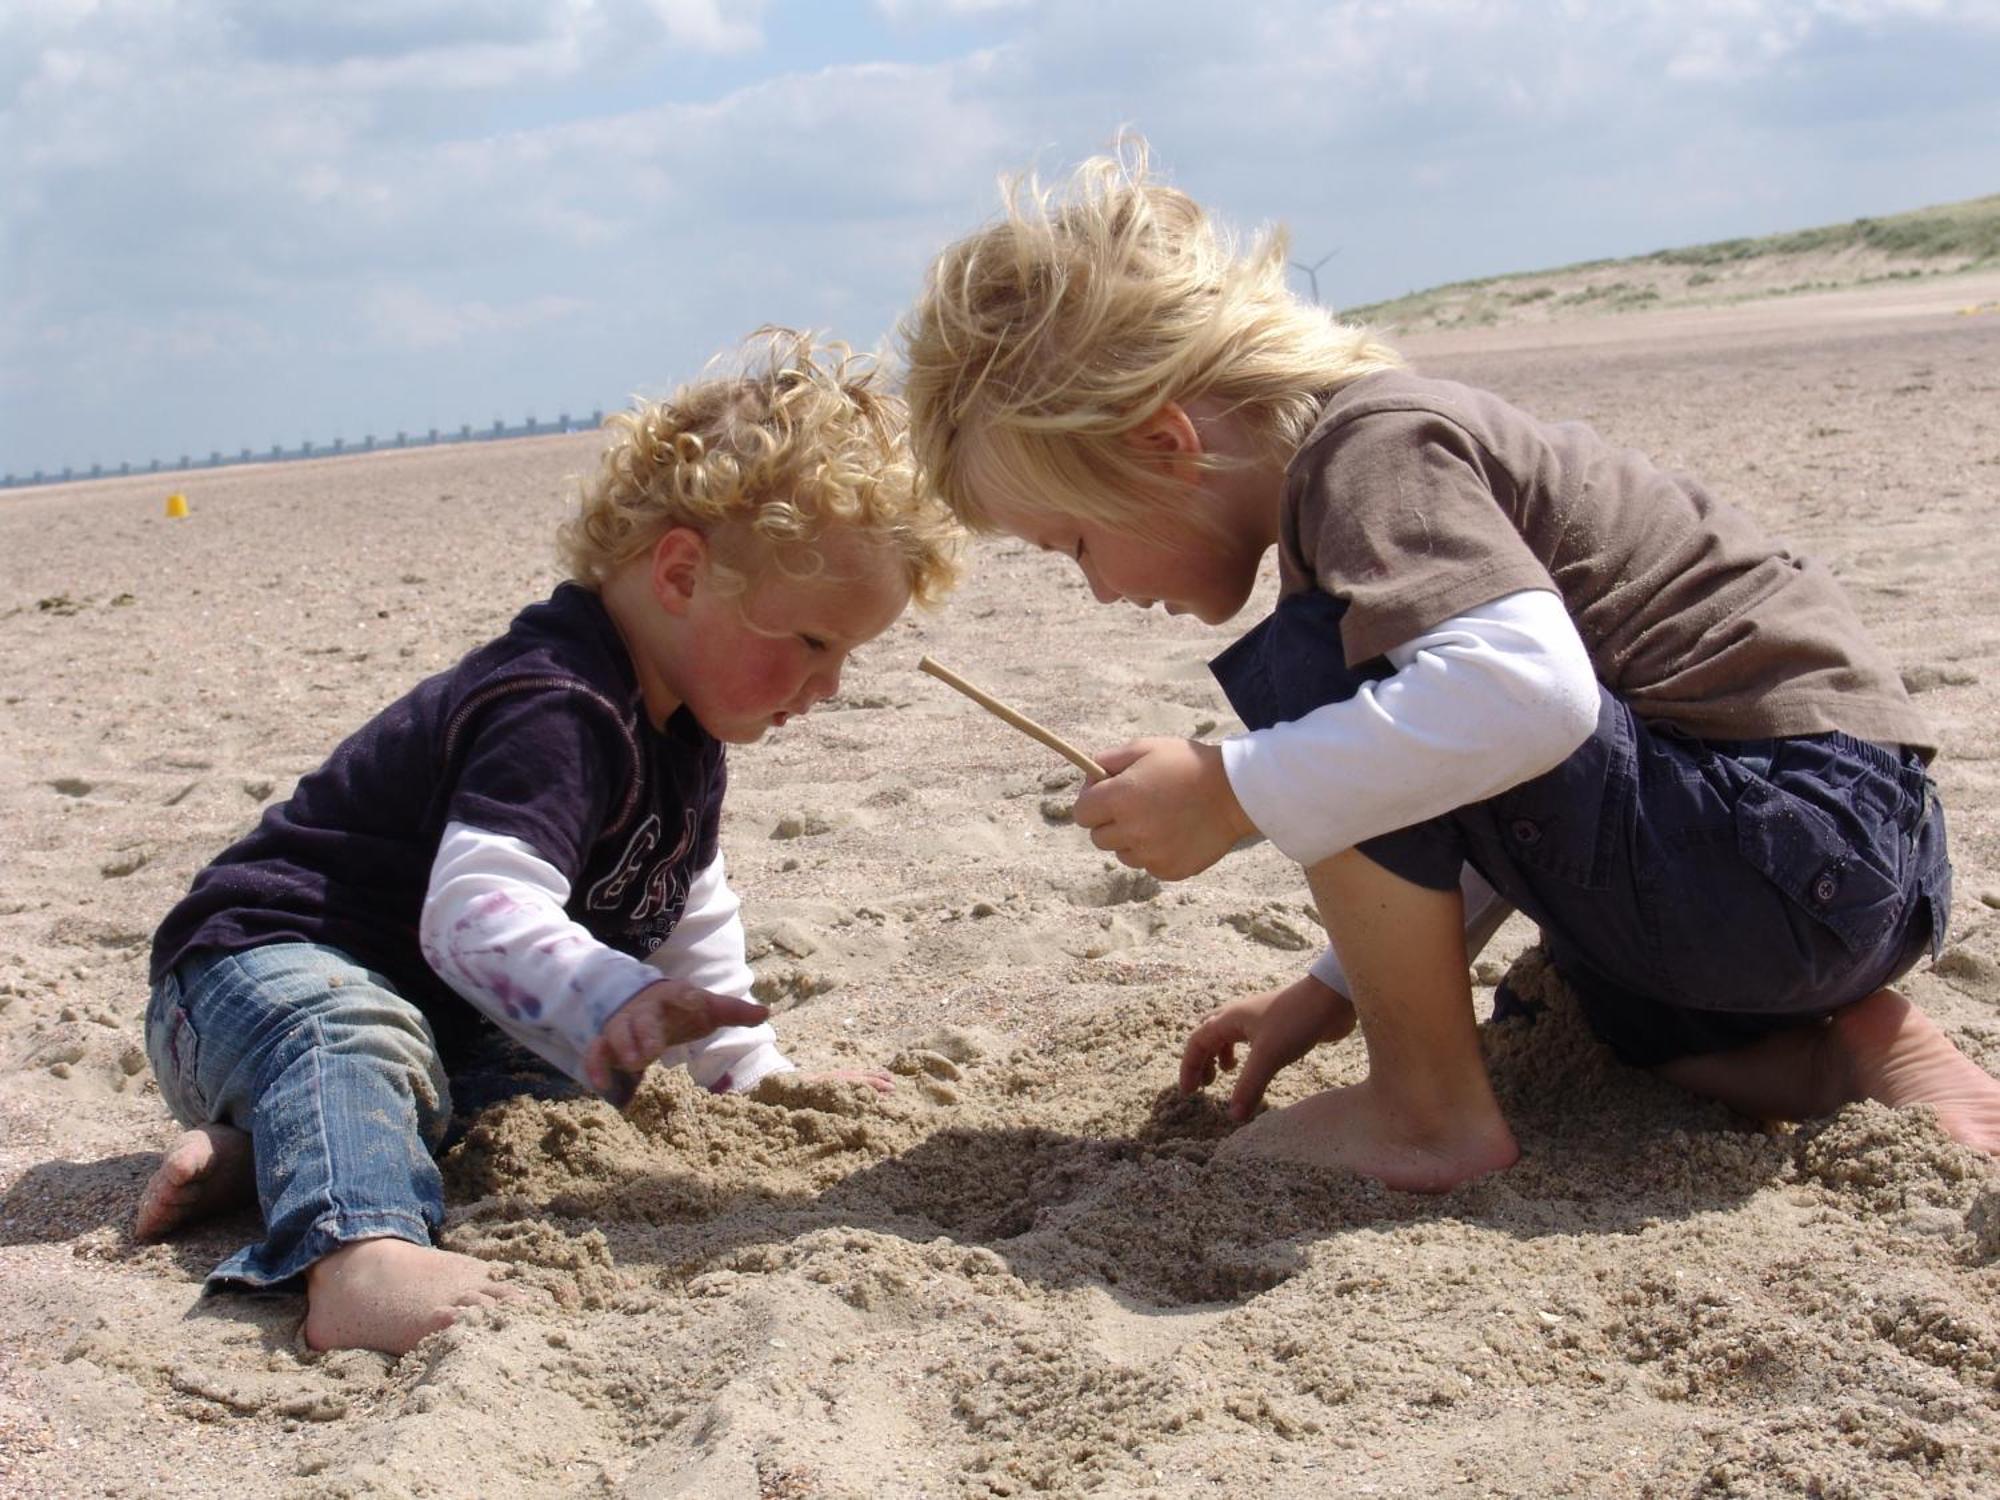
[1831,988,2000,1154]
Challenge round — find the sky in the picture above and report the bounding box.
[4,0,1998,480]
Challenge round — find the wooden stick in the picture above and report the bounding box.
[918,656,1107,780]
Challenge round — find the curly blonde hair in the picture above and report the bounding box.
[561,328,960,604]
[899,136,1404,535]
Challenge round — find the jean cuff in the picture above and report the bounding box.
[204,1208,435,1292]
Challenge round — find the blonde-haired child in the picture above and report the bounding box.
[902,141,1999,1191]
[139,329,959,1352]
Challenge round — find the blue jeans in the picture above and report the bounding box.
[1210,591,1953,1067]
[144,941,577,1289]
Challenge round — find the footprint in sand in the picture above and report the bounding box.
[166,1366,350,1422]
[99,849,150,879]
[1059,868,1168,955]
[37,1039,88,1077]
[1901,664,1979,694]
[745,912,844,1000]
[758,919,819,958]
[771,813,833,840]
[1037,767,1083,823]
[1932,947,1998,986]
[750,966,841,1004]
[888,1048,962,1082]
[1063,907,1167,959]
[1066,866,1161,909]
[919,1026,1001,1066]
[45,914,151,952]
[1222,905,1317,951]
[888,1049,965,1105]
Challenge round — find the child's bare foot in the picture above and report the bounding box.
[1658,987,2000,1154]
[303,1238,532,1355]
[1217,1077,1520,1193]
[133,1124,255,1240]
[1829,987,2000,1154]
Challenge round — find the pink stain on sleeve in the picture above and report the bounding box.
[433,889,545,1020]
[457,890,526,932]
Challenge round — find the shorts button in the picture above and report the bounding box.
[1811,870,1839,904]
[1510,818,1541,846]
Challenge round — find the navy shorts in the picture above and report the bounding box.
[1209,590,1953,1068]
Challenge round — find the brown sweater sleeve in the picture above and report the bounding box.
[1288,406,1555,665]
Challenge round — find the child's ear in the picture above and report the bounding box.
[648,527,707,616]
[1127,402,1203,472]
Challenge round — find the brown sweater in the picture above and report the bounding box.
[1280,370,1930,752]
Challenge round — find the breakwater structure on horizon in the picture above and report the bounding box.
[2,409,609,493]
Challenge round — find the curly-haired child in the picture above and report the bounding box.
[137,329,960,1351]
[900,141,1998,1192]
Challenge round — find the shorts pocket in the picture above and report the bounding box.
[144,973,209,1122]
[1645,773,1907,1012]
[1731,778,1902,956]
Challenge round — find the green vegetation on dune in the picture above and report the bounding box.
[1344,191,2000,330]
[1653,193,2000,266]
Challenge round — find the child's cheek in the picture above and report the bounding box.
[730,643,800,711]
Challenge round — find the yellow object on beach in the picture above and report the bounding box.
[164,493,188,518]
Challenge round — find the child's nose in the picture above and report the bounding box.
[1080,561,1120,606]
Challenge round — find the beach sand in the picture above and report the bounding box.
[3,280,1998,1498]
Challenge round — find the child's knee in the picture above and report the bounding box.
[308,991,453,1142]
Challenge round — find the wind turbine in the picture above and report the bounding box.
[1291,247,1342,305]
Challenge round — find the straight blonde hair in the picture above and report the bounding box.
[900,136,1403,534]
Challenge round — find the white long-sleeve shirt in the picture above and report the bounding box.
[419,822,793,1096]
[1221,589,1600,868]
[1221,588,1599,996]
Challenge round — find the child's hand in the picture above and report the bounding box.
[583,981,770,1095]
[1179,973,1357,1121]
[1072,737,1254,879]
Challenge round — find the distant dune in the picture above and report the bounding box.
[1347,190,2000,334]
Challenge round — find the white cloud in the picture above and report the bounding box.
[2,0,1997,474]
[637,0,768,51]
[215,0,768,71]
[359,287,590,354]
[873,0,1038,19]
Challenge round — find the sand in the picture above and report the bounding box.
[3,279,1999,1499]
